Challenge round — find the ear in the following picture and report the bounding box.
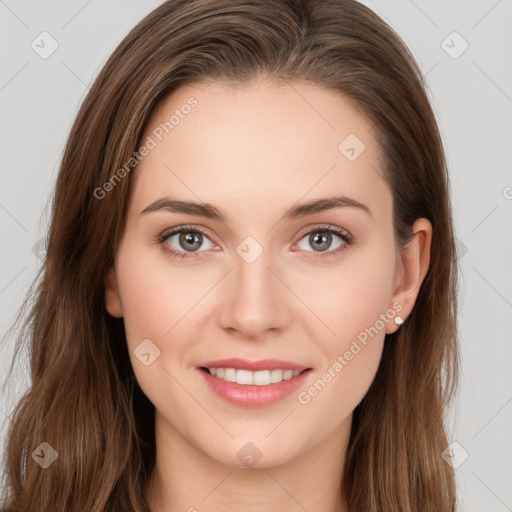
[385,217,432,334]
[105,266,123,318]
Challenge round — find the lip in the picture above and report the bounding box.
[198,358,310,372]
[197,366,313,408]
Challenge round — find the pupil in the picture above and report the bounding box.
[177,231,333,253]
[311,231,331,251]
[180,232,202,251]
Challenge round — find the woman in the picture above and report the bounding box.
[0,0,460,510]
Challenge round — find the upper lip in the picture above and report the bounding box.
[198,358,311,372]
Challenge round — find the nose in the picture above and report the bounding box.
[217,251,291,340]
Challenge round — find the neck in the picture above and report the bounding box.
[145,411,351,512]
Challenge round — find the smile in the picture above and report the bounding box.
[197,361,313,408]
[203,367,304,385]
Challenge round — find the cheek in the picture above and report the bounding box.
[113,245,188,384]
[116,240,203,342]
[116,253,197,415]
[119,269,172,344]
[299,245,396,345]
[296,244,395,409]
[116,245,221,385]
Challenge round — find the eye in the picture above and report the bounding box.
[158,226,216,259]
[295,224,352,257]
[157,223,353,260]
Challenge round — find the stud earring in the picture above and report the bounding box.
[394,316,404,326]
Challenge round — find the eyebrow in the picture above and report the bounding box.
[140,195,372,221]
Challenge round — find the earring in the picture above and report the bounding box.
[394,316,404,326]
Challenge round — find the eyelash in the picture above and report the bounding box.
[156,223,353,260]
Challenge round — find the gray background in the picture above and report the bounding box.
[1,1,511,510]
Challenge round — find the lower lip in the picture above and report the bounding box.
[198,368,312,408]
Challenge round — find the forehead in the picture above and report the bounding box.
[131,79,390,221]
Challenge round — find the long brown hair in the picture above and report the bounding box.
[0,1,460,510]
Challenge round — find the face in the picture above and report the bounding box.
[105,79,428,469]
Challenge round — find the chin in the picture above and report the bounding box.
[202,436,305,470]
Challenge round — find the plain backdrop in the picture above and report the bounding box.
[1,1,511,510]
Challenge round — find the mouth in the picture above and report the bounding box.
[196,360,313,408]
[199,366,309,385]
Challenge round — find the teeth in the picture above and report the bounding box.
[207,367,303,385]
[224,368,236,382]
[270,369,283,383]
[236,369,253,385]
[254,370,271,385]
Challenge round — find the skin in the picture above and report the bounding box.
[105,79,432,512]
